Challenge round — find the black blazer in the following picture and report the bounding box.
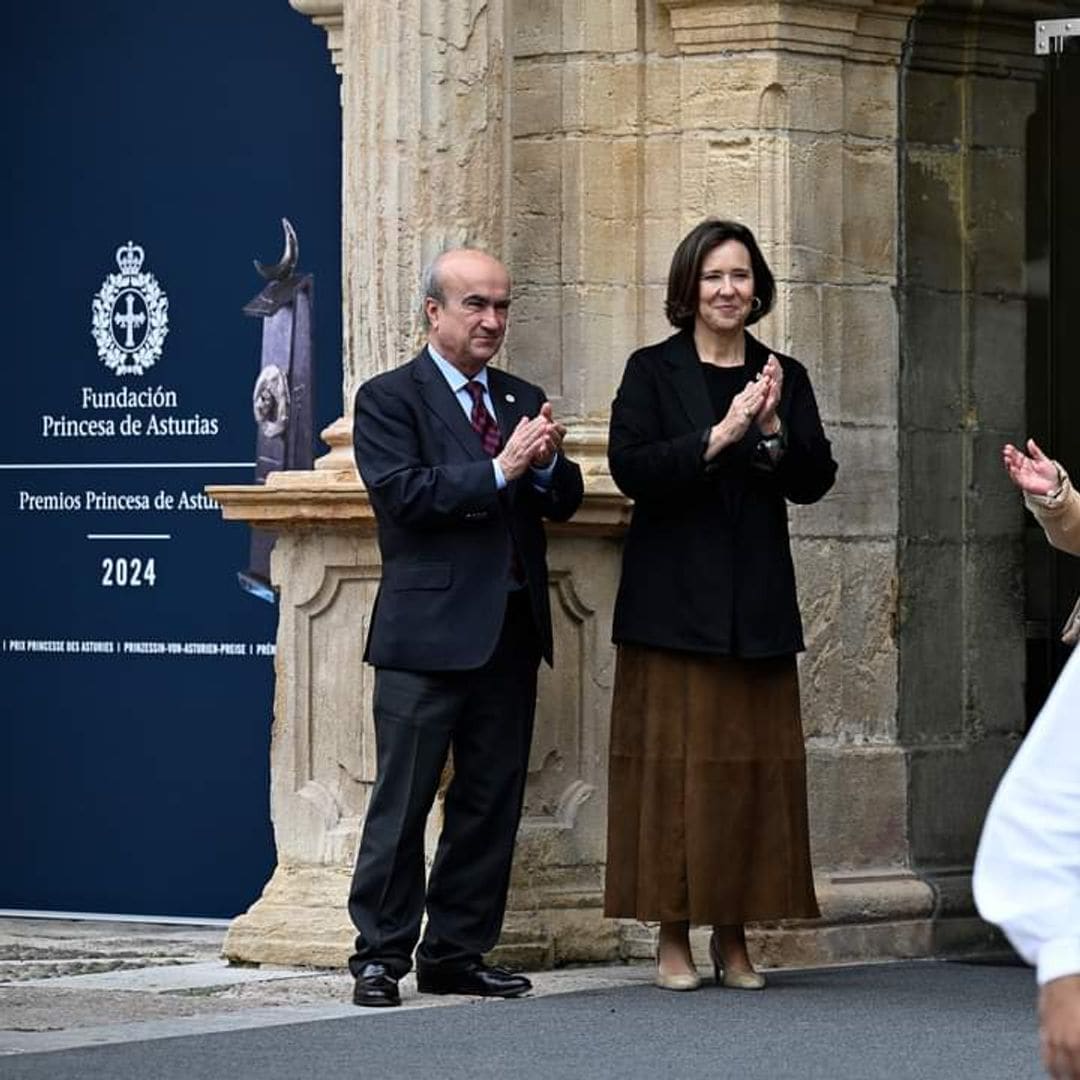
[608,330,836,658]
[353,349,584,671]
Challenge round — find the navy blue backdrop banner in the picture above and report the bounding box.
[1,3,342,918]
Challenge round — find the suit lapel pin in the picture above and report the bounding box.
[505,393,515,403]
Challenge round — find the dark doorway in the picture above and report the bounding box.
[1025,40,1080,722]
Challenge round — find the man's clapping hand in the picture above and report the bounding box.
[530,402,566,469]
[496,402,565,481]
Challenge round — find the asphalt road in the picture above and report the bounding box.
[0,960,1043,1080]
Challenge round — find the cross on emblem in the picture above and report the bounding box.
[113,292,147,350]
[92,240,169,375]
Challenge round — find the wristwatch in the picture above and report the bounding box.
[758,420,786,451]
[751,421,786,472]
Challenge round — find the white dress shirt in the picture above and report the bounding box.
[973,642,1080,984]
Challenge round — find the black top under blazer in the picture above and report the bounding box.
[609,330,837,658]
[353,348,584,672]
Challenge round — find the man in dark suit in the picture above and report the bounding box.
[348,248,584,1007]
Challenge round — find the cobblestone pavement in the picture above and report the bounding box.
[0,917,653,1053]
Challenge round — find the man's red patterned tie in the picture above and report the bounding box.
[465,380,524,583]
[465,381,502,457]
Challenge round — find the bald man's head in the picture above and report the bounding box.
[421,249,512,376]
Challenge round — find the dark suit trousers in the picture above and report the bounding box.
[347,589,540,978]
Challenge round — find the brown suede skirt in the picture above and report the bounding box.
[603,644,820,925]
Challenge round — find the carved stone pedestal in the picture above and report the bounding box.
[209,425,633,969]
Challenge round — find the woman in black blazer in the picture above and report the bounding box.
[604,219,837,991]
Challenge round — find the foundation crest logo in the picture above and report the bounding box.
[91,241,170,376]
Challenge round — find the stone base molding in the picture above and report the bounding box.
[623,869,997,971]
[222,861,992,971]
[224,865,353,968]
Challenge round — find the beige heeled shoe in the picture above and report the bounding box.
[709,934,766,990]
[655,947,701,992]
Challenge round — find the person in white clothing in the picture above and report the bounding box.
[973,438,1080,1080]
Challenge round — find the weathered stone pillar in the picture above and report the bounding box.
[342,0,510,389]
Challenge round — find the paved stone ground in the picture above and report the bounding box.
[0,917,654,1053]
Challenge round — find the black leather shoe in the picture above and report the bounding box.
[352,961,401,1007]
[417,961,531,998]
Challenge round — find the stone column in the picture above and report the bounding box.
[342,0,510,390]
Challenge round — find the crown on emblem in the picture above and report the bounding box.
[115,241,145,276]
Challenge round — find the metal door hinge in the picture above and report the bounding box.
[1036,18,1080,55]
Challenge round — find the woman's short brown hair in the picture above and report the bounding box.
[664,219,775,331]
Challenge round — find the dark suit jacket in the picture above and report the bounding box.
[608,330,837,658]
[353,348,584,671]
